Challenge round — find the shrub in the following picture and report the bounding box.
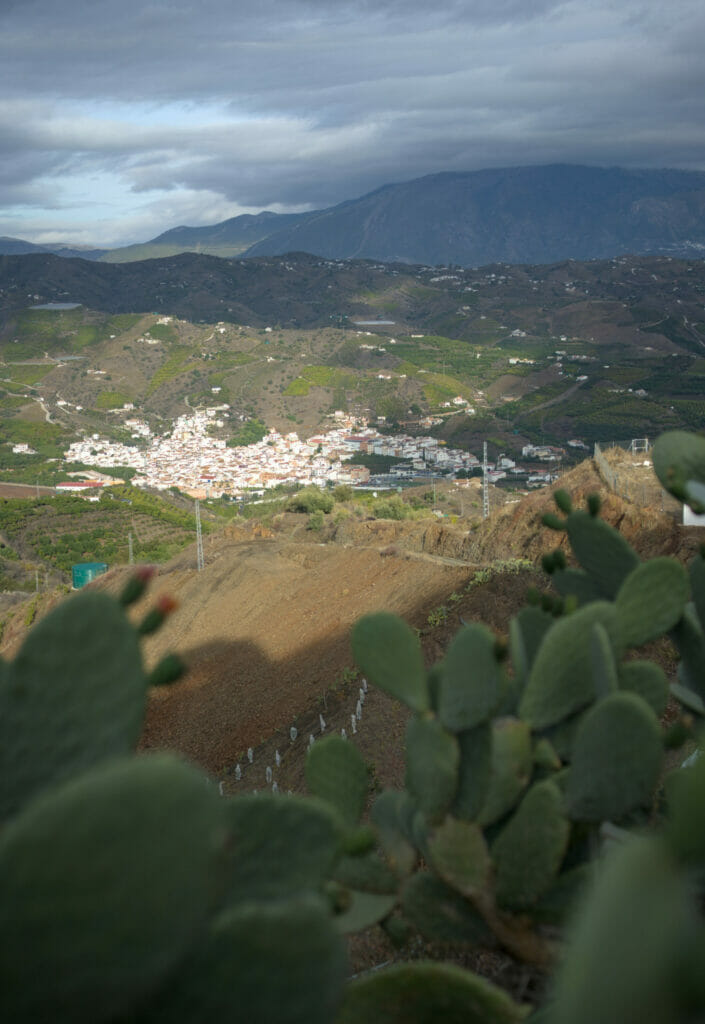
[307,509,325,532]
[333,485,354,503]
[286,487,334,514]
[371,496,414,521]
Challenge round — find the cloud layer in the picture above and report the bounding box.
[2,0,704,245]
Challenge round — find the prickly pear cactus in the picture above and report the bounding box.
[0,590,146,821]
[349,452,705,1009]
[653,430,705,512]
[0,753,226,1022]
[4,424,705,1024]
[0,575,357,1024]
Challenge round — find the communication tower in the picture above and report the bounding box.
[195,499,204,571]
[482,441,490,520]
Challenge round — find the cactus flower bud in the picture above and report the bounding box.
[119,565,156,606]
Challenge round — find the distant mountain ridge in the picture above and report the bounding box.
[150,210,311,248]
[101,210,313,263]
[0,236,107,260]
[4,164,705,268]
[242,165,705,266]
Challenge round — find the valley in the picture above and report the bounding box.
[1,243,704,999]
[1,252,705,458]
[0,248,703,597]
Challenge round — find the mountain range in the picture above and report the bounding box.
[0,237,107,261]
[3,164,705,269]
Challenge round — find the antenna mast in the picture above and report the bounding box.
[195,499,204,571]
[482,441,490,520]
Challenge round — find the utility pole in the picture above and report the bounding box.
[195,499,204,572]
[128,531,134,566]
[482,441,490,520]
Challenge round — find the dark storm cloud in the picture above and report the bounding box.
[1,0,704,243]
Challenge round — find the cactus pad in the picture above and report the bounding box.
[540,710,586,762]
[351,612,428,712]
[0,591,146,821]
[371,790,417,875]
[222,794,341,906]
[590,622,619,698]
[337,962,526,1024]
[333,850,398,894]
[553,488,573,514]
[438,623,501,731]
[665,749,705,866]
[0,753,226,1023]
[452,722,492,821]
[671,606,705,701]
[477,718,532,827]
[134,896,348,1024]
[405,716,459,823]
[510,606,554,691]
[427,817,490,897]
[566,691,663,822]
[653,430,705,512]
[551,567,602,606]
[492,780,570,911]
[532,737,561,772]
[548,838,691,1024]
[566,511,639,598]
[618,661,668,716]
[519,601,618,729]
[690,553,705,632]
[305,734,368,826]
[532,864,592,925]
[401,872,491,945]
[335,890,397,934]
[616,558,689,649]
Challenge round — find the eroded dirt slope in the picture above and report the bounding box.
[133,533,470,773]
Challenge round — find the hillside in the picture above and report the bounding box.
[1,251,705,459]
[240,165,705,266]
[119,457,704,779]
[0,237,107,260]
[3,449,695,789]
[101,211,312,263]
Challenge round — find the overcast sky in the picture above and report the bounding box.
[1,0,704,247]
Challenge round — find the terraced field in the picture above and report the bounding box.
[0,489,205,579]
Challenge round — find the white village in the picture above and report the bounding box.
[62,408,564,499]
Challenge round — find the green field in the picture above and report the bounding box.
[1,310,143,360]
[0,488,205,577]
[0,364,53,386]
[147,346,198,395]
[94,391,133,410]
